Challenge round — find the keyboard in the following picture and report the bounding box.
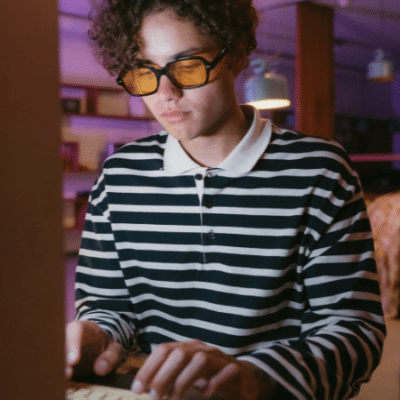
[66,386,151,399]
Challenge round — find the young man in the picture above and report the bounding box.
[66,1,386,399]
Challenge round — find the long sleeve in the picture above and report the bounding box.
[75,172,136,350]
[238,152,386,400]
[73,129,386,399]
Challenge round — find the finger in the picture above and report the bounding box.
[133,342,179,393]
[93,341,126,376]
[170,351,219,400]
[65,366,74,380]
[204,362,240,399]
[148,347,194,400]
[65,320,112,378]
[193,378,209,391]
[65,321,84,367]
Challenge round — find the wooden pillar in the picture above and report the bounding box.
[295,1,335,139]
[0,0,65,399]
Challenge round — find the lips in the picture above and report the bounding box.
[161,110,190,124]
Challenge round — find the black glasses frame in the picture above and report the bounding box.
[117,47,228,97]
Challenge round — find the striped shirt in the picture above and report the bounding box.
[75,106,385,400]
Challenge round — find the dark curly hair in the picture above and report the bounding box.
[88,0,258,76]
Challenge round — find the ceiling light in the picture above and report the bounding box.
[244,59,291,110]
[367,0,396,82]
[367,48,395,82]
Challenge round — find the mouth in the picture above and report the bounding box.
[161,110,190,124]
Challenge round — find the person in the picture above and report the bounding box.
[65,1,386,399]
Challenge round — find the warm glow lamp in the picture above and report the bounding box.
[244,59,291,110]
[367,48,395,82]
[367,0,396,83]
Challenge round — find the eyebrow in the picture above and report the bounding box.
[136,46,214,65]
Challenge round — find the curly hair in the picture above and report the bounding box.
[88,0,258,76]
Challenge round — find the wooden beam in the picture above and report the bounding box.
[295,1,334,139]
[0,1,65,399]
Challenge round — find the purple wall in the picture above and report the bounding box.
[392,73,400,118]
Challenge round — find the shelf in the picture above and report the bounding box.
[63,112,154,122]
[350,154,400,162]
[64,171,99,177]
[63,171,98,200]
[64,227,82,232]
[61,82,154,121]
[64,170,98,185]
[61,82,123,91]
[64,229,82,255]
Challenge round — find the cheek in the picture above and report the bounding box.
[141,96,157,114]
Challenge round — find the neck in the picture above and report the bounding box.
[180,105,250,168]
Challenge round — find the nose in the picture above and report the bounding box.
[157,75,183,101]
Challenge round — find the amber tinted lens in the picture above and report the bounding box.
[168,58,207,87]
[122,67,158,95]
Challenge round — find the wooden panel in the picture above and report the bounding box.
[295,1,334,139]
[0,1,65,399]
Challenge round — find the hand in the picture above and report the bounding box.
[65,320,126,380]
[131,339,272,400]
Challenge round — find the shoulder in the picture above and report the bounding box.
[102,131,168,170]
[270,125,347,156]
[109,131,168,158]
[267,125,353,172]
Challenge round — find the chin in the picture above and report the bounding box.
[167,128,198,143]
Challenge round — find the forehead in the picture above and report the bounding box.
[137,9,217,63]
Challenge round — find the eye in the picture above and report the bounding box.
[180,64,200,71]
[135,67,155,78]
[172,59,203,72]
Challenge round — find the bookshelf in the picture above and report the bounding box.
[61,83,159,255]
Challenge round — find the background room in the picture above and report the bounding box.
[2,0,398,399]
[59,3,400,399]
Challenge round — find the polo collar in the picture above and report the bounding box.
[163,105,271,174]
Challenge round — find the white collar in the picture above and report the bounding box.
[163,105,271,174]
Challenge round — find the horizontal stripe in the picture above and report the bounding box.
[129,292,305,316]
[120,260,297,277]
[124,275,300,297]
[79,248,119,259]
[116,241,300,257]
[76,282,129,296]
[76,265,124,278]
[75,127,385,400]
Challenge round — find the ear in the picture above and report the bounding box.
[229,42,248,77]
[232,55,247,77]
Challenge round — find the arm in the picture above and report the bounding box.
[68,173,136,375]
[238,154,386,399]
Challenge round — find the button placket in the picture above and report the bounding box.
[201,169,219,263]
[204,198,214,209]
[207,229,215,241]
[195,173,203,181]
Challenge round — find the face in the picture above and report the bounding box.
[137,9,243,144]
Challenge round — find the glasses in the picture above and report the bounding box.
[117,48,228,96]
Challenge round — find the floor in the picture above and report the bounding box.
[64,257,400,399]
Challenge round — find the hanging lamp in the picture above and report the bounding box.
[367,0,395,82]
[244,59,291,110]
[367,48,395,82]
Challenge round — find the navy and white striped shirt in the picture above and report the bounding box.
[75,107,385,400]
